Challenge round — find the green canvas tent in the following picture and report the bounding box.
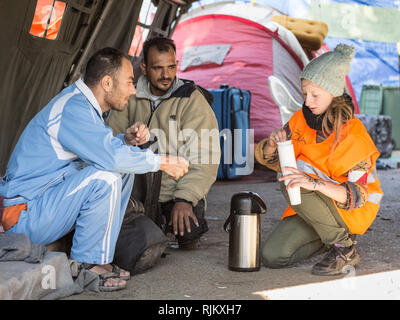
[0,0,192,174]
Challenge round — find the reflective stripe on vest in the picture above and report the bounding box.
[368,192,383,205]
[297,159,340,184]
[367,167,378,184]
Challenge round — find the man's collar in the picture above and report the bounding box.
[135,75,183,100]
[75,79,103,118]
[135,75,149,99]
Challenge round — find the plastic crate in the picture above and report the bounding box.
[382,86,400,149]
[359,84,383,116]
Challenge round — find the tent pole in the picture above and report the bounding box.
[66,0,115,86]
[43,0,56,39]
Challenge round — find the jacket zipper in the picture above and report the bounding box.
[146,101,156,127]
[37,172,66,197]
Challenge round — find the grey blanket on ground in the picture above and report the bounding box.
[0,233,47,263]
[0,233,101,299]
[41,265,101,300]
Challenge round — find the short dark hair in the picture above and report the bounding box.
[142,37,176,65]
[84,47,130,87]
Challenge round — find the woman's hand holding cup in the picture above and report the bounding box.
[263,128,287,158]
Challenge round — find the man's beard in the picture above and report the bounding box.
[105,91,125,111]
[151,77,173,95]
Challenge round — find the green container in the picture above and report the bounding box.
[382,86,400,149]
[359,84,383,116]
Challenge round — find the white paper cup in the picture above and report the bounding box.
[277,141,301,205]
[287,185,301,206]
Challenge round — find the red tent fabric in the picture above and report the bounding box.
[173,14,304,143]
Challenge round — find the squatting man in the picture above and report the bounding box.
[108,37,220,251]
[0,47,189,291]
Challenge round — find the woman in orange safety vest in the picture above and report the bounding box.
[255,44,383,275]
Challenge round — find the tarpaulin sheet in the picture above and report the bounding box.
[324,37,399,101]
[190,0,400,106]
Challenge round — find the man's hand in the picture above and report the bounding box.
[159,155,189,180]
[124,122,150,146]
[170,202,199,236]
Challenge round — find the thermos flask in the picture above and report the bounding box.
[224,192,267,271]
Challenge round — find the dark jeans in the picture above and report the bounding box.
[160,199,208,245]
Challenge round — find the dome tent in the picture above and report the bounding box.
[172,2,309,143]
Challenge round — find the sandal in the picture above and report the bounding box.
[108,263,131,281]
[79,263,126,292]
[97,263,131,281]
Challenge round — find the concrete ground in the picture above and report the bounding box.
[64,166,400,301]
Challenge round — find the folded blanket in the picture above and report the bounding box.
[0,233,108,299]
[0,233,47,263]
[41,261,100,300]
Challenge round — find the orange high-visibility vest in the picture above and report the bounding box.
[282,110,383,235]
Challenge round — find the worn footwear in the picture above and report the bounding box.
[78,263,127,292]
[178,238,201,250]
[312,244,360,276]
[102,263,130,280]
[133,242,168,274]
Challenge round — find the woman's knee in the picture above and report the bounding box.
[261,241,292,269]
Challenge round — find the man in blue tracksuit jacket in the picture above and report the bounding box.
[0,47,188,291]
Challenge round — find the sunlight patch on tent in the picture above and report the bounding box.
[29,0,66,40]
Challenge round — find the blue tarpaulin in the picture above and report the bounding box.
[324,37,399,101]
[331,0,398,8]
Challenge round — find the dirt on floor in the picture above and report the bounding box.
[64,167,400,301]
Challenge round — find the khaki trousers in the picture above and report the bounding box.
[262,183,353,268]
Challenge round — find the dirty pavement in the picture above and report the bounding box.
[62,166,400,301]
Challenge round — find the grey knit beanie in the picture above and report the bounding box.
[301,44,355,97]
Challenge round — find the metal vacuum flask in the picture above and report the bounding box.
[224,192,267,271]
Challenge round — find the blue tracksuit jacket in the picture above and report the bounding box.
[0,79,161,264]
